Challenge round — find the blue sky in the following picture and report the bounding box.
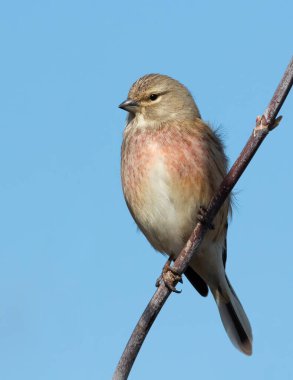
[0,1,292,379]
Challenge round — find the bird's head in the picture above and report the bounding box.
[119,74,201,123]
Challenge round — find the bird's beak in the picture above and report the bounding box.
[119,99,139,113]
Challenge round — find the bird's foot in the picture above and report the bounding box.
[197,206,214,230]
[155,258,182,293]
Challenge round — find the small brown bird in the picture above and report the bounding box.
[119,74,252,355]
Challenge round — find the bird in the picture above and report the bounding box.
[119,74,252,355]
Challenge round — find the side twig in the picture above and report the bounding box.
[113,57,293,380]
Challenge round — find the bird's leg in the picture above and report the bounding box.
[197,206,214,230]
[155,257,183,293]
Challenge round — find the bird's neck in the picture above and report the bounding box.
[125,113,163,133]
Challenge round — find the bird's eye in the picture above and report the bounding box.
[149,94,158,101]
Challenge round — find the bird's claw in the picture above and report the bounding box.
[155,258,182,293]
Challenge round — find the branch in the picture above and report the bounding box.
[113,57,293,380]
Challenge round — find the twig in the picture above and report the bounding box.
[113,57,293,380]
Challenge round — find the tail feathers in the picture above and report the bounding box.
[212,275,253,355]
[185,266,209,297]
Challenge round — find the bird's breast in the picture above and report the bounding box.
[121,124,213,256]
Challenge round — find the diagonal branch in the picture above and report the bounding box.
[113,57,293,380]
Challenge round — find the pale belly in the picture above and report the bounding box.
[143,158,198,255]
[125,153,225,286]
[123,146,205,257]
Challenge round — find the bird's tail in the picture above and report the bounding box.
[210,275,253,355]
